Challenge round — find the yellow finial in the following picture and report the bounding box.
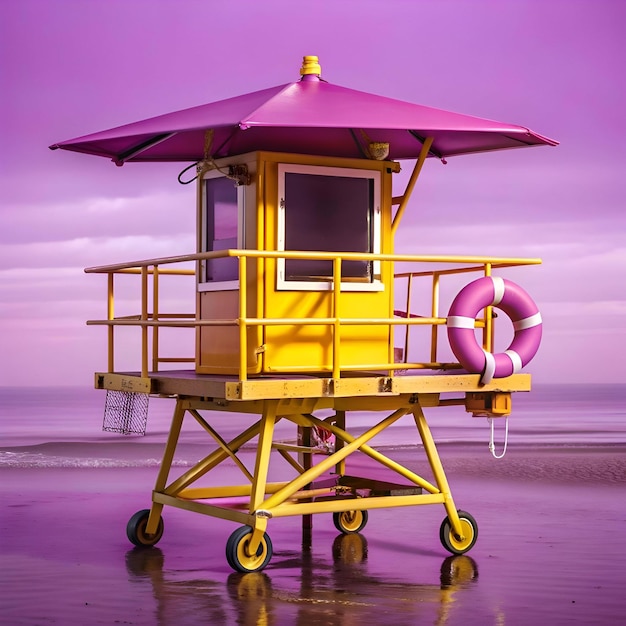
[300,55,321,76]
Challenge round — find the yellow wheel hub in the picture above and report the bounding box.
[447,518,475,552]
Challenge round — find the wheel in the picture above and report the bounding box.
[126,509,164,547]
[439,510,478,555]
[225,526,273,573]
[333,509,368,534]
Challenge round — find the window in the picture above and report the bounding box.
[200,175,242,290]
[277,164,382,291]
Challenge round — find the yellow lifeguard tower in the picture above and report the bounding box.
[51,56,556,572]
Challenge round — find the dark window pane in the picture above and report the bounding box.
[284,173,373,281]
[205,178,238,282]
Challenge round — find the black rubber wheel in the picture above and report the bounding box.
[126,509,164,547]
[439,510,478,555]
[333,509,368,534]
[225,526,273,573]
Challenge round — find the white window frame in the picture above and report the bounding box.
[276,163,383,292]
[198,170,245,293]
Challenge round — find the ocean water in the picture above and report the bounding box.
[0,383,624,468]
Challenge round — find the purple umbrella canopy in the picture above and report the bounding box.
[49,56,557,165]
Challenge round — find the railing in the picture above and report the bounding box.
[98,265,196,376]
[85,250,541,380]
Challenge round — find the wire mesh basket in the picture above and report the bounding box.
[103,390,149,435]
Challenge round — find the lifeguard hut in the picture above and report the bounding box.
[51,56,556,572]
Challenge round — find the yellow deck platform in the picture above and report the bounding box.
[96,370,530,404]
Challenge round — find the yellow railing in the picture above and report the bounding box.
[99,265,196,375]
[85,250,541,380]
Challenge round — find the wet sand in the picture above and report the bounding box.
[1,445,626,625]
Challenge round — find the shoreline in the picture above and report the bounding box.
[4,439,626,452]
[2,441,625,484]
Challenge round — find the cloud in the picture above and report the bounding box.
[0,233,194,272]
[1,265,194,319]
[1,190,196,245]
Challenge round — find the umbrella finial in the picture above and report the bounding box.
[300,55,321,78]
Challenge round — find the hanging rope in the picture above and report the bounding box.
[488,416,509,459]
[177,129,246,185]
[359,129,374,158]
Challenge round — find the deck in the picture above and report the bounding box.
[95,369,530,413]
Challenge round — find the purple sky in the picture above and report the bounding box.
[1,0,624,386]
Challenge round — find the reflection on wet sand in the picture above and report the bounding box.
[125,548,229,624]
[125,534,478,626]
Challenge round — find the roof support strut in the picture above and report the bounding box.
[391,136,434,236]
[114,133,176,165]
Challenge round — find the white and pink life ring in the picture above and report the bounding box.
[447,276,542,384]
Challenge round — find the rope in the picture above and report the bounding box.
[488,416,509,459]
[359,129,374,158]
[204,128,214,161]
[177,129,244,185]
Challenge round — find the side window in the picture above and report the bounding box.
[277,165,381,291]
[204,177,239,283]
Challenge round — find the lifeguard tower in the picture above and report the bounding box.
[51,56,556,572]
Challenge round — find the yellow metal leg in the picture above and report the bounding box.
[147,398,186,534]
[412,404,464,539]
[250,401,278,512]
[244,401,279,555]
[154,399,186,491]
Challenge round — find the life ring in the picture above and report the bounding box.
[447,276,542,384]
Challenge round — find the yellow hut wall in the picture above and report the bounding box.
[197,151,398,376]
[259,152,396,373]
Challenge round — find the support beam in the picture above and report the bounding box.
[391,136,434,236]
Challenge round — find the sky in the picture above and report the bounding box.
[1,0,625,387]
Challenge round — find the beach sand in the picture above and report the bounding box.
[1,444,625,625]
